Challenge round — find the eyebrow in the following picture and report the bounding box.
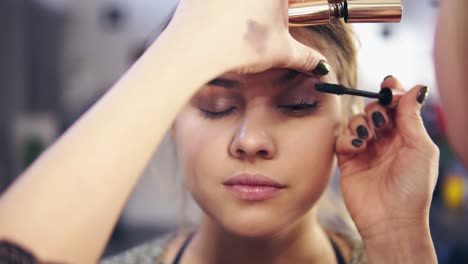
[277,70,301,85]
[206,70,303,89]
[206,78,241,89]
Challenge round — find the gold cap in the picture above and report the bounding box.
[288,0,402,27]
[288,0,331,26]
[345,0,402,23]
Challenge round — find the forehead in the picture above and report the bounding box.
[219,68,307,86]
[204,70,329,102]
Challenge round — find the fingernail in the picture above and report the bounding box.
[356,125,369,139]
[352,139,364,148]
[384,75,393,81]
[372,111,386,128]
[311,60,330,76]
[417,86,428,105]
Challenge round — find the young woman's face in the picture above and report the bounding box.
[173,30,343,238]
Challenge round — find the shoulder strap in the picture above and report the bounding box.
[172,232,194,264]
[329,235,347,264]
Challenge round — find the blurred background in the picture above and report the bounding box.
[0,0,467,262]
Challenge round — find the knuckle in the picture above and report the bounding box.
[417,141,439,159]
[351,113,366,123]
[428,143,440,158]
[364,104,382,116]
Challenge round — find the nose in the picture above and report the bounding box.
[229,116,276,161]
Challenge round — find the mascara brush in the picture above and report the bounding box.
[315,82,401,107]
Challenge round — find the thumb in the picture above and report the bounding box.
[285,36,331,76]
[395,85,430,145]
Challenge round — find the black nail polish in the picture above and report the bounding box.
[311,60,330,76]
[352,139,364,148]
[372,111,386,128]
[384,75,393,81]
[356,125,369,139]
[417,86,428,104]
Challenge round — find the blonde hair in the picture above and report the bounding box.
[304,21,362,240]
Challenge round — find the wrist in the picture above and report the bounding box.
[361,219,437,264]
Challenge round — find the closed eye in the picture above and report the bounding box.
[200,107,237,119]
[199,99,319,119]
[278,100,319,115]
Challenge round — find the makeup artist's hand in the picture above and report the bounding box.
[157,0,327,75]
[335,77,439,262]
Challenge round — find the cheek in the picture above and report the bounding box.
[284,116,338,178]
[174,109,242,223]
[174,110,210,179]
[173,109,230,192]
[292,102,340,169]
[279,98,342,206]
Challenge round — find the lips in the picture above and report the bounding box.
[223,174,287,201]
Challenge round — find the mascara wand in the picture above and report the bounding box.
[315,83,396,107]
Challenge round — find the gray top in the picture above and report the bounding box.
[101,230,367,264]
[101,232,175,264]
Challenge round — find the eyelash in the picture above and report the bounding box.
[200,99,319,119]
[201,107,237,119]
[278,99,319,114]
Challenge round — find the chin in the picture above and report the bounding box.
[219,210,292,240]
[225,223,284,240]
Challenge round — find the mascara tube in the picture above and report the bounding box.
[288,0,402,27]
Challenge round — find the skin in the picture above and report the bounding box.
[173,67,341,263]
[434,0,468,167]
[0,1,438,263]
[170,27,439,263]
[0,2,324,262]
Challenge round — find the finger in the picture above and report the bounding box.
[335,134,367,156]
[381,75,405,90]
[395,84,432,147]
[379,75,406,108]
[286,36,330,76]
[364,102,395,133]
[347,114,374,142]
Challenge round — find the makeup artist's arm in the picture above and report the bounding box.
[336,76,438,263]
[434,0,468,167]
[0,1,325,262]
[0,29,220,264]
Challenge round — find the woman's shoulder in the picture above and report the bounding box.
[102,229,367,264]
[326,230,368,264]
[100,231,182,264]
